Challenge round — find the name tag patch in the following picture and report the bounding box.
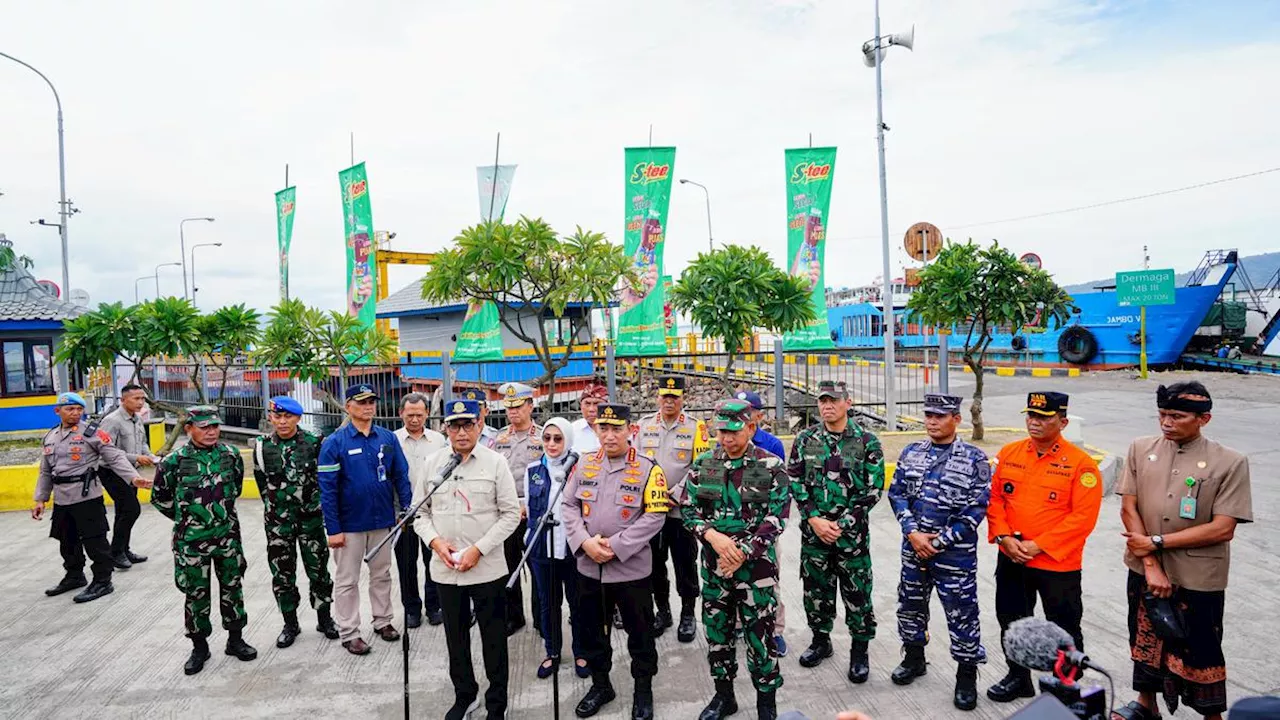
[347,448,363,455]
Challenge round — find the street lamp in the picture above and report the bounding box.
[861,1,914,430]
[179,217,215,300]
[190,242,222,309]
[678,179,714,252]
[134,276,150,304]
[154,262,181,298]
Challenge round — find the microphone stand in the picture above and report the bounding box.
[364,457,461,720]
[507,461,574,720]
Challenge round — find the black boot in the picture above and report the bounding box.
[653,605,673,635]
[891,644,928,685]
[848,640,870,684]
[277,611,302,648]
[73,579,114,604]
[45,573,87,597]
[316,607,340,639]
[225,628,259,661]
[698,679,738,720]
[632,676,655,720]
[798,633,833,668]
[184,635,212,676]
[677,602,697,643]
[574,677,616,718]
[986,666,1034,703]
[954,662,979,711]
[757,689,777,720]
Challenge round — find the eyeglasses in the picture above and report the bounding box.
[447,420,478,431]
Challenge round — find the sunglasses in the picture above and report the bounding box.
[447,420,478,431]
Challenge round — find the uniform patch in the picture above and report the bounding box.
[96,430,112,444]
[43,446,53,455]
[583,503,591,517]
[677,451,688,461]
[1048,491,1058,501]
[581,489,594,499]
[317,463,340,472]
[1080,472,1098,489]
[620,508,633,521]
[1003,481,1015,495]
[584,471,597,478]
[621,494,636,504]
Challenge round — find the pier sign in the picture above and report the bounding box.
[1116,269,1176,307]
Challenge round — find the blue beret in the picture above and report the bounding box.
[55,392,86,408]
[269,396,304,416]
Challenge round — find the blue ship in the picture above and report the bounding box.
[827,250,1239,369]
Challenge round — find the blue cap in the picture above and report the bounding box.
[269,396,304,416]
[444,399,480,422]
[735,390,764,410]
[345,384,378,401]
[924,393,963,415]
[454,387,487,403]
[54,392,86,408]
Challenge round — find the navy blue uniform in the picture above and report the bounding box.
[317,424,412,535]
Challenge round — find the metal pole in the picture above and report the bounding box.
[605,343,617,399]
[939,332,950,393]
[179,222,188,300]
[259,364,272,432]
[774,343,785,426]
[441,350,452,406]
[873,0,897,430]
[154,271,161,298]
[703,188,714,252]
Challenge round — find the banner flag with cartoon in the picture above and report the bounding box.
[616,146,676,356]
[783,147,837,349]
[275,186,296,301]
[339,163,376,334]
[453,165,518,361]
[662,274,677,340]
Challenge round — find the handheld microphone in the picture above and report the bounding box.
[438,453,463,482]
[1003,617,1105,674]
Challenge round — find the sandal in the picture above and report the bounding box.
[574,658,590,679]
[1112,700,1161,720]
[537,656,560,679]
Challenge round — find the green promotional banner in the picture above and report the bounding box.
[616,147,676,356]
[453,165,517,361]
[661,274,677,340]
[275,186,296,302]
[783,147,837,349]
[339,163,376,331]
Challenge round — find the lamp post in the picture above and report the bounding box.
[190,242,222,309]
[179,217,215,300]
[134,276,150,304]
[154,262,181,297]
[678,179,714,252]
[861,0,914,430]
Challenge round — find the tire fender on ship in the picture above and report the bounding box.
[1058,326,1098,365]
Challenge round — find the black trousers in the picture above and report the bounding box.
[99,470,141,555]
[576,574,658,683]
[995,553,1085,668]
[650,515,699,610]
[503,518,531,622]
[50,497,113,583]
[394,524,439,615]
[438,578,508,715]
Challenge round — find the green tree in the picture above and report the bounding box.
[420,217,635,413]
[0,240,35,273]
[906,239,1073,439]
[668,245,816,390]
[254,298,398,410]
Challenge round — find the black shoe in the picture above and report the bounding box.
[184,646,212,676]
[631,689,655,720]
[110,552,132,571]
[986,669,1034,703]
[677,610,697,643]
[798,635,833,668]
[427,608,444,626]
[891,645,928,686]
[126,550,148,563]
[653,607,672,635]
[848,640,871,684]
[316,614,340,640]
[225,636,259,661]
[955,662,979,711]
[505,617,526,637]
[73,580,114,604]
[406,610,422,629]
[45,574,87,597]
[698,680,738,720]
[574,684,617,718]
[444,696,481,720]
[757,689,777,720]
[276,623,302,648]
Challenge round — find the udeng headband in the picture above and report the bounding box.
[1156,385,1212,414]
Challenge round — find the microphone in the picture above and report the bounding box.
[1003,617,1105,674]
[437,453,463,482]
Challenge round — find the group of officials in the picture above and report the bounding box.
[32,374,1252,720]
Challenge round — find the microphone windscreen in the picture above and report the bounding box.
[1003,617,1075,671]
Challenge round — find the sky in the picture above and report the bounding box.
[2,0,1278,316]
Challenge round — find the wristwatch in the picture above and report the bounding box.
[995,535,1008,545]
[1151,534,1164,550]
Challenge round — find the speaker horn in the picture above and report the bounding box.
[888,25,914,50]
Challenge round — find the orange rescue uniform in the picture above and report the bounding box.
[987,438,1103,572]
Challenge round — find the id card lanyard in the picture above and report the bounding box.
[1178,476,1198,519]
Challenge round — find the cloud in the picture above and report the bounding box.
[1,0,1276,316]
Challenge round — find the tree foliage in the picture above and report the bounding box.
[668,245,816,388]
[906,239,1074,439]
[0,242,34,273]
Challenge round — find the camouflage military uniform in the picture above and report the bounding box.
[152,438,248,638]
[788,420,885,640]
[683,442,790,693]
[252,428,334,617]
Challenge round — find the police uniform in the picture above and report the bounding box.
[986,391,1103,702]
[787,380,885,674]
[636,374,711,639]
[683,400,789,720]
[887,393,990,710]
[151,405,258,674]
[494,381,543,633]
[561,403,669,720]
[35,392,141,603]
[253,396,338,647]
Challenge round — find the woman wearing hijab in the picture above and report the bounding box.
[524,417,590,678]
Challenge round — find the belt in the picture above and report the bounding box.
[52,470,97,497]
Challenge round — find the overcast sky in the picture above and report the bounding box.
[2,0,1278,315]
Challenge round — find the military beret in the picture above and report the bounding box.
[268,396,304,416]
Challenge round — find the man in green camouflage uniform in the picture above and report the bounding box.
[252,396,339,649]
[151,406,258,675]
[788,380,885,685]
[684,400,790,720]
